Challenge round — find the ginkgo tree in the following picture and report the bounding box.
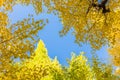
[5,0,120,67]
[0,0,48,73]
[0,0,120,77]
[41,0,120,68]
[44,0,120,72]
[0,40,119,80]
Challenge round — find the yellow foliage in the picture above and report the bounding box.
[67,52,94,80]
[47,0,120,75]
[0,40,118,79]
[0,0,46,74]
[24,40,50,68]
[13,40,63,80]
[108,34,120,66]
[1,0,120,51]
[0,0,4,7]
[115,67,120,76]
[0,0,120,77]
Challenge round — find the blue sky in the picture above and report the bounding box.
[8,4,111,66]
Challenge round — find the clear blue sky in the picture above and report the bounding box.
[8,4,110,66]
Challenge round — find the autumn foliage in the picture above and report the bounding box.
[0,40,119,80]
[0,0,120,79]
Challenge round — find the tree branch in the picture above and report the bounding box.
[86,0,110,14]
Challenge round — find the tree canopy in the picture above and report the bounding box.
[0,40,119,80]
[0,0,120,78]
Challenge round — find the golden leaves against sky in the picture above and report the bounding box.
[0,40,117,79]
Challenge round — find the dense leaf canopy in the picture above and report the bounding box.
[0,0,120,78]
[0,40,119,80]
